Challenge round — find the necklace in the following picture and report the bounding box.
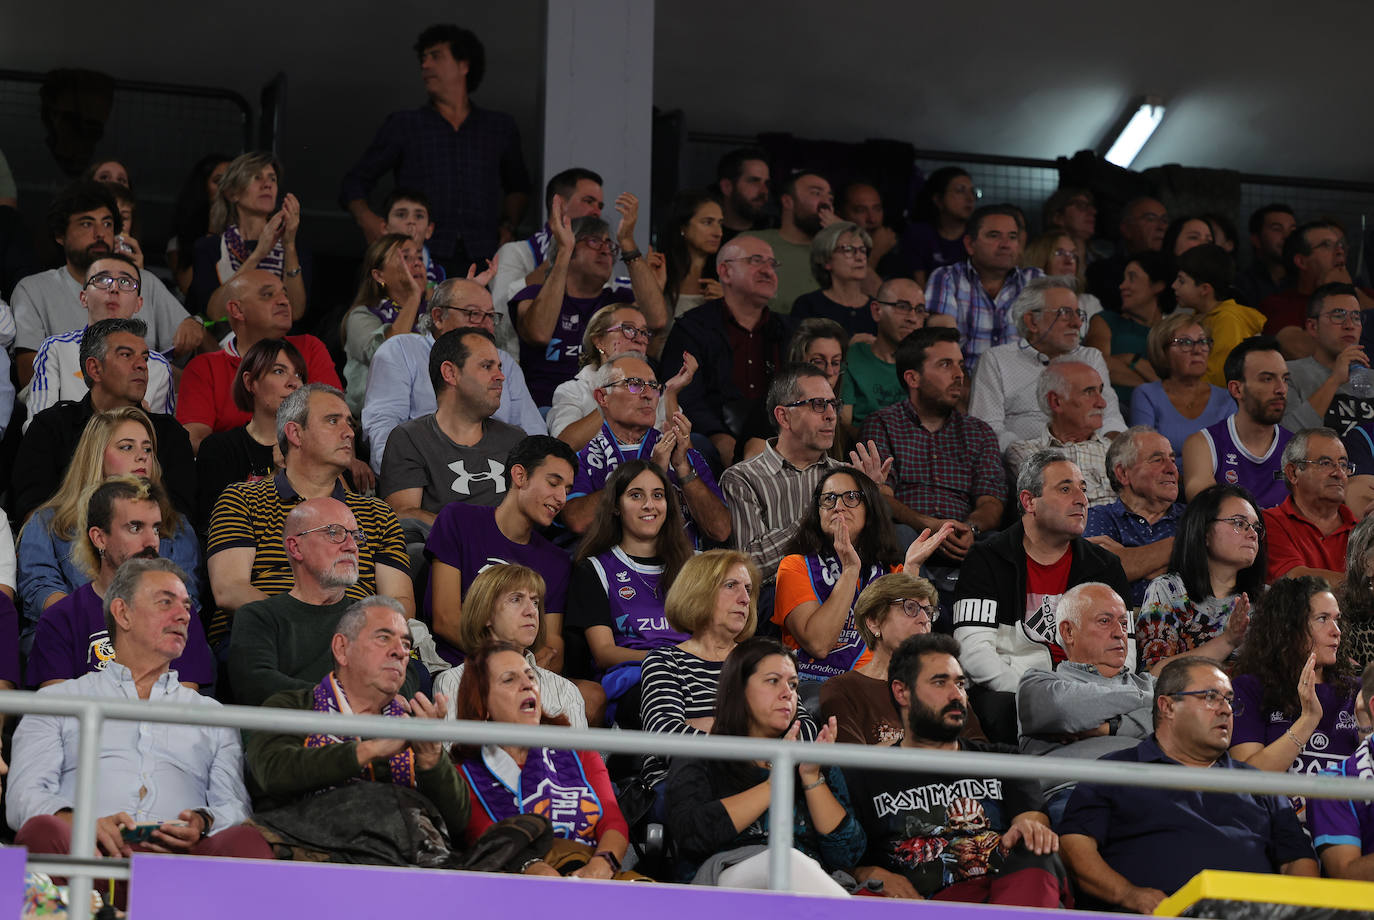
[619,548,663,599]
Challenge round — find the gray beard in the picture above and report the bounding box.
[317,568,359,590]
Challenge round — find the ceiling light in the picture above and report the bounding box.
[1104,101,1166,169]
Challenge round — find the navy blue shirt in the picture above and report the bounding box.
[1059,735,1313,898]
[1084,500,1184,607]
[340,104,532,262]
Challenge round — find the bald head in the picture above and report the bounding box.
[283,497,361,594]
[225,269,292,337]
[283,497,354,542]
[1056,582,1130,675]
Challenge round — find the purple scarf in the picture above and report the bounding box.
[305,673,415,787]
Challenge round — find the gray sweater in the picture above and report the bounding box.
[1016,661,1155,758]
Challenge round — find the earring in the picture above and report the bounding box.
[872,632,880,640]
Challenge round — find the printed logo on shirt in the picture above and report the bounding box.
[616,571,630,583]
[872,778,1004,819]
[952,598,997,626]
[479,557,513,574]
[618,586,636,600]
[449,458,506,496]
[1225,469,1239,484]
[86,631,116,670]
[1338,710,1360,733]
[1310,731,1330,752]
[1226,452,1239,466]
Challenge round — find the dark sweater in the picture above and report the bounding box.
[226,593,357,706]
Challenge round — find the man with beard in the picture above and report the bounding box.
[1059,657,1317,913]
[839,181,908,283]
[843,633,1067,905]
[228,497,420,705]
[1234,204,1296,311]
[379,328,525,521]
[26,477,214,689]
[1182,335,1293,508]
[715,147,771,244]
[951,449,1128,743]
[860,327,1004,567]
[748,169,835,313]
[11,181,205,386]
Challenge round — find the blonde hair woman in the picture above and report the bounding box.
[17,408,197,616]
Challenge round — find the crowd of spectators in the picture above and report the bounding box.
[5,18,1374,911]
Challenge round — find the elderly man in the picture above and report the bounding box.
[177,269,340,451]
[206,383,413,647]
[970,276,1124,451]
[560,353,729,547]
[1060,656,1318,913]
[228,497,420,706]
[926,204,1043,372]
[379,328,525,520]
[242,597,466,865]
[8,558,267,861]
[747,169,835,310]
[14,317,195,523]
[1016,583,1152,776]
[28,477,213,689]
[1084,427,1184,606]
[362,277,545,475]
[860,326,1003,567]
[952,449,1129,743]
[1263,427,1356,585]
[661,235,791,465]
[511,193,665,406]
[1310,662,1374,880]
[847,278,928,425]
[844,633,1067,906]
[1006,360,1114,507]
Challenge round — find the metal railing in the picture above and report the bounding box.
[2,690,1371,909]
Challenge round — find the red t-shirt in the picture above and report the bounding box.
[1025,547,1073,665]
[1262,496,1356,581]
[176,334,341,432]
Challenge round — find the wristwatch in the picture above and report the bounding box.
[621,249,643,265]
[192,808,214,840]
[595,850,622,872]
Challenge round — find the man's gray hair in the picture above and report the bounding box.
[592,352,644,391]
[765,363,830,432]
[1035,358,1091,415]
[1056,581,1121,630]
[334,595,409,643]
[1105,425,1160,492]
[276,382,347,456]
[80,317,148,387]
[1011,275,1079,339]
[1016,447,1071,498]
[547,216,612,262]
[103,557,189,644]
[1280,426,1343,489]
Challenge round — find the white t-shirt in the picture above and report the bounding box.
[11,267,189,353]
[22,327,174,427]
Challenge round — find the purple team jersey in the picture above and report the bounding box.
[511,285,634,405]
[572,422,725,548]
[587,548,688,651]
[27,583,214,687]
[1310,739,1374,856]
[1199,415,1292,508]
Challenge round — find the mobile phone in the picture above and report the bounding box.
[120,820,186,843]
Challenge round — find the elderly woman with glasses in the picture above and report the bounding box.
[820,572,983,745]
[772,466,951,694]
[1230,575,1360,821]
[1022,231,1102,345]
[1129,314,1234,456]
[791,221,879,339]
[545,302,694,451]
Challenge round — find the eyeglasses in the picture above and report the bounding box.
[605,376,664,395]
[1294,457,1356,475]
[1038,306,1087,323]
[874,299,928,317]
[808,356,844,372]
[1170,336,1214,351]
[606,322,651,343]
[1169,689,1242,715]
[721,255,781,270]
[889,598,938,623]
[441,305,504,325]
[1052,248,1080,262]
[818,489,863,509]
[85,272,140,293]
[1311,238,1348,253]
[577,236,621,258]
[293,523,369,546]
[783,397,842,414]
[1321,309,1364,326]
[833,243,871,259]
[1212,516,1265,538]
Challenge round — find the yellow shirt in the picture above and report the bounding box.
[1201,299,1267,386]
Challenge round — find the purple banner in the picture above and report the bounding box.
[126,853,1088,920]
[0,848,23,919]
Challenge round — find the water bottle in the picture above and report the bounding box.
[1350,363,1374,397]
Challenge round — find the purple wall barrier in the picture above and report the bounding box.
[0,849,23,918]
[126,853,1091,920]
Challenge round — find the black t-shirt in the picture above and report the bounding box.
[196,425,276,527]
[843,739,1041,897]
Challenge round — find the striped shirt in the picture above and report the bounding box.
[719,439,842,587]
[639,646,726,787]
[205,471,409,643]
[25,327,175,426]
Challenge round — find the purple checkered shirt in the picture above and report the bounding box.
[924,260,1043,372]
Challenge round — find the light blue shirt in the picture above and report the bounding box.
[360,333,546,474]
[6,662,250,833]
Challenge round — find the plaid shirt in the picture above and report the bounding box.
[1005,428,1115,507]
[859,400,1005,520]
[924,260,1042,371]
[340,104,532,261]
